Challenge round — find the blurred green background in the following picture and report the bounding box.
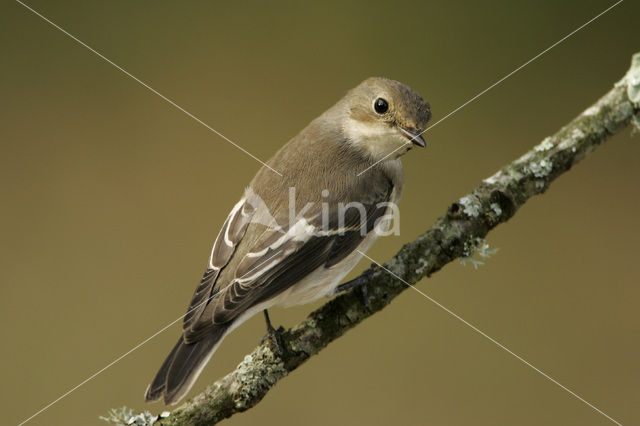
[1,0,638,425]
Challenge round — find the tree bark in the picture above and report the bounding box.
[120,53,640,426]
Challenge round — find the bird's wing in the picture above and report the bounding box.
[181,197,256,340]
[182,178,393,343]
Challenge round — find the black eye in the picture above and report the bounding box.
[374,98,389,114]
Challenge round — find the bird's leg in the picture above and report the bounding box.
[333,274,369,294]
[260,309,285,358]
[332,263,376,309]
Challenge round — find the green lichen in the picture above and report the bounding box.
[525,158,553,178]
[100,407,134,425]
[534,137,554,152]
[490,203,502,217]
[415,258,429,274]
[625,52,640,106]
[232,346,287,410]
[100,407,170,426]
[459,237,499,269]
[458,195,482,217]
[571,128,585,140]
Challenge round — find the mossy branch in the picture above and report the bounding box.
[114,53,640,426]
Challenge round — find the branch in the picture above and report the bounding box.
[118,53,640,426]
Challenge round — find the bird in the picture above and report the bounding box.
[145,77,431,405]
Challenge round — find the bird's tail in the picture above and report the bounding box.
[145,324,229,405]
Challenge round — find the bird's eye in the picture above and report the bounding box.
[374,98,389,114]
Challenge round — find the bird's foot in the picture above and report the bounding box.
[260,310,285,358]
[332,263,376,310]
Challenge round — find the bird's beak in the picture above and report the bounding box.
[398,127,426,148]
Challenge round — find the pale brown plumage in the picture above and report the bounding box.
[145,77,431,404]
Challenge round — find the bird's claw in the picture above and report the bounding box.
[261,310,285,358]
[333,263,376,309]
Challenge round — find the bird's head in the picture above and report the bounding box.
[340,77,431,162]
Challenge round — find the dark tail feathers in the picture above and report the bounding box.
[145,325,228,405]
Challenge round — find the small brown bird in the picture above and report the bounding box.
[145,77,431,404]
